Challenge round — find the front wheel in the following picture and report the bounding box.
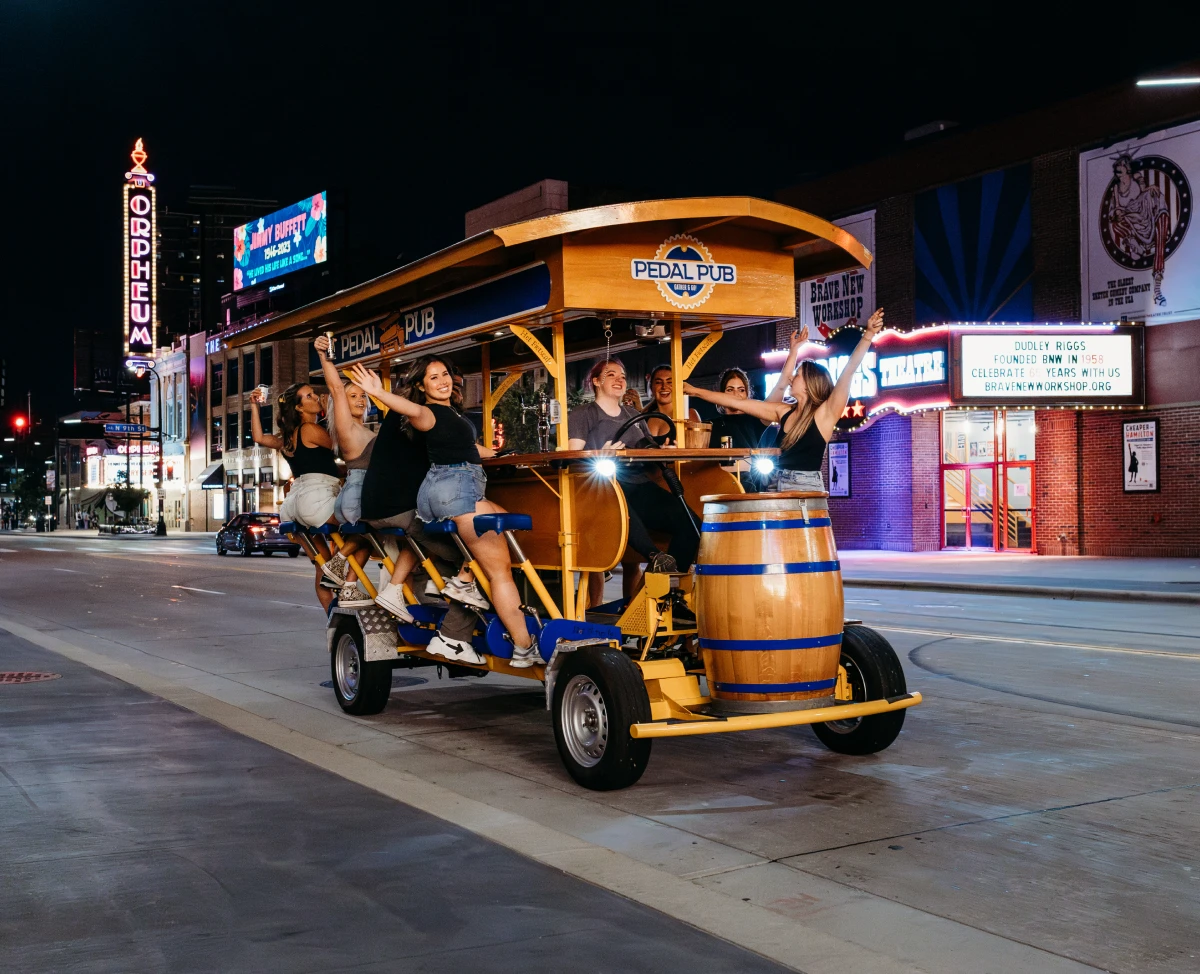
[330,618,392,715]
[216,538,227,556]
[812,625,907,755]
[552,646,652,790]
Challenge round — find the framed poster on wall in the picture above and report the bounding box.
[828,441,850,497]
[1122,419,1159,493]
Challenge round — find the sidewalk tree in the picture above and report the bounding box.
[109,487,148,520]
[12,468,45,519]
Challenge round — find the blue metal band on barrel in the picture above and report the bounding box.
[694,560,841,575]
[701,518,832,532]
[698,634,842,651]
[712,678,838,693]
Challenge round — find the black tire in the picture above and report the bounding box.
[330,618,392,715]
[552,646,652,790]
[216,538,227,556]
[287,548,300,558]
[263,549,274,556]
[812,625,908,755]
[240,533,254,557]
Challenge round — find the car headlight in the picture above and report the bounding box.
[752,456,775,476]
[594,457,617,478]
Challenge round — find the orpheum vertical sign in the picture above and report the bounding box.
[123,138,156,365]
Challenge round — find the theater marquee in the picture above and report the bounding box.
[951,324,1144,405]
[123,139,156,365]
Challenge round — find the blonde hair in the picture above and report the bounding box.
[780,361,834,449]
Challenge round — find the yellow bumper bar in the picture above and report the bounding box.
[629,692,922,739]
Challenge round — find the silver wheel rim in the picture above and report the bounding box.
[561,674,609,767]
[335,634,361,702]
[826,658,864,734]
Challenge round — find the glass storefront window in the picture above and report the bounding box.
[941,409,996,463]
[1004,410,1036,462]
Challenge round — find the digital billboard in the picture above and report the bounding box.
[233,191,328,290]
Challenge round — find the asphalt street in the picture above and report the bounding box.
[1,533,1197,974]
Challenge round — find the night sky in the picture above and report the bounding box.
[3,3,1195,421]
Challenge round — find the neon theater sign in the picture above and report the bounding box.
[763,324,951,431]
[123,138,156,370]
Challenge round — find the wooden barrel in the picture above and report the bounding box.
[695,492,843,712]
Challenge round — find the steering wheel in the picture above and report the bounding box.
[611,411,674,449]
[606,411,702,539]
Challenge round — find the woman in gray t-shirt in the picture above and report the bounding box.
[567,358,699,589]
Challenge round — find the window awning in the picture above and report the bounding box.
[194,462,225,489]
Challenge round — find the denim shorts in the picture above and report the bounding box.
[333,468,366,526]
[768,468,825,493]
[417,463,486,522]
[279,473,340,528]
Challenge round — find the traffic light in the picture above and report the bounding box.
[13,416,26,431]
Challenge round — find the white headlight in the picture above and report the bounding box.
[594,457,617,478]
[753,456,775,476]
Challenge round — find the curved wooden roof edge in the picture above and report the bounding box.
[492,196,873,269]
[227,196,868,348]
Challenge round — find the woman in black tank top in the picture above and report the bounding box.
[251,381,341,610]
[683,309,885,493]
[349,357,541,668]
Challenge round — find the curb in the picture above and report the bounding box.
[843,576,1200,606]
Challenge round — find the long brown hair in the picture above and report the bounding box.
[277,383,311,457]
[398,355,463,410]
[780,361,834,449]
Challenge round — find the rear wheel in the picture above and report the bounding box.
[287,548,300,558]
[812,625,907,755]
[331,618,392,715]
[552,646,652,790]
[263,549,274,556]
[240,533,254,557]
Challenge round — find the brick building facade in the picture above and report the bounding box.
[775,72,1200,556]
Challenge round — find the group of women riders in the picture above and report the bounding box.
[250,309,885,666]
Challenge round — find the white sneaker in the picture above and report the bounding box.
[336,582,375,609]
[321,552,349,586]
[510,641,542,668]
[426,632,486,665]
[443,576,490,611]
[425,579,444,598]
[373,583,414,623]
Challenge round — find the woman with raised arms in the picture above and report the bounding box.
[684,308,884,493]
[348,357,541,668]
[250,381,341,611]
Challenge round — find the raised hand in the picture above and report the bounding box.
[863,307,884,341]
[789,325,810,354]
[348,363,383,395]
[314,335,331,355]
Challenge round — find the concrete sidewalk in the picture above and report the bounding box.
[0,629,795,974]
[839,549,1200,605]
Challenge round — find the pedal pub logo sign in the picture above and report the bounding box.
[631,234,737,310]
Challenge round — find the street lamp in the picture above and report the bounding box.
[127,357,167,536]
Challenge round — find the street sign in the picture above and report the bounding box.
[104,423,148,434]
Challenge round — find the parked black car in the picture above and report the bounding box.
[216,513,301,557]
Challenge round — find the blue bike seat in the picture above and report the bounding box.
[422,520,458,534]
[473,513,532,535]
[278,521,300,534]
[338,522,369,535]
[373,526,407,537]
[311,524,338,536]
